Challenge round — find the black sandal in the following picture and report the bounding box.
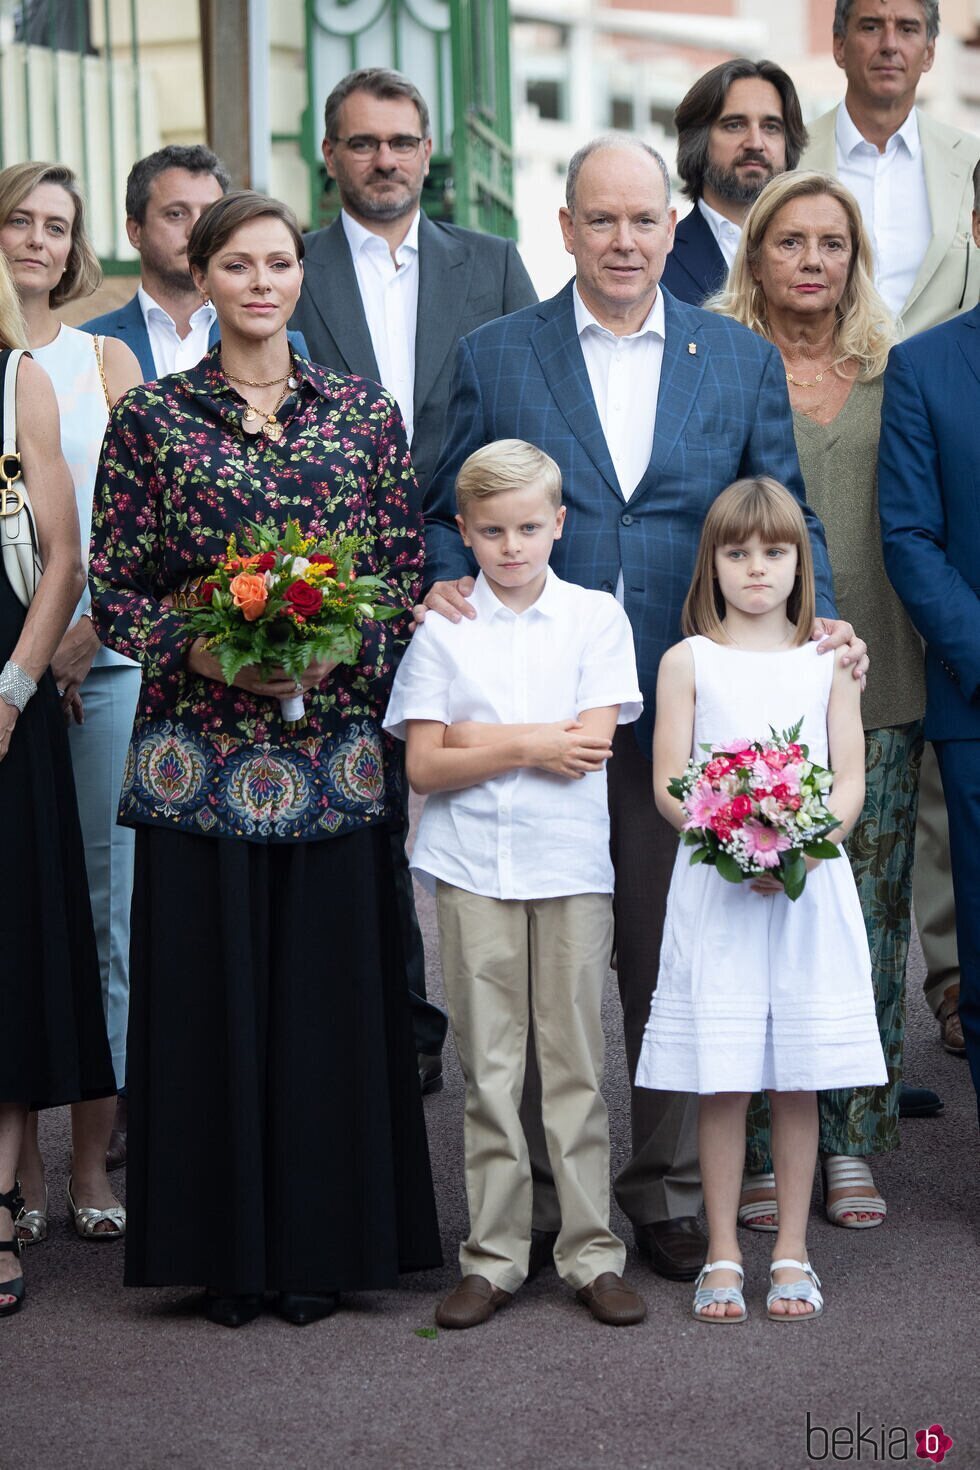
[0,1184,25,1318]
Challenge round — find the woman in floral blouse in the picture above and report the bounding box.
[89,191,440,1328]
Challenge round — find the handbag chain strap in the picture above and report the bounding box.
[0,350,25,516]
[92,333,112,413]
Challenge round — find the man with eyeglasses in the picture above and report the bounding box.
[291,67,537,1095]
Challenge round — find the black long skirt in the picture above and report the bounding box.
[124,822,442,1293]
[0,563,114,1109]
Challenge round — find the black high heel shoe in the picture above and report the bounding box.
[0,1184,26,1319]
[277,1292,340,1326]
[202,1290,263,1328]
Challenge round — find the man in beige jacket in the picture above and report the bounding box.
[802,0,977,1099]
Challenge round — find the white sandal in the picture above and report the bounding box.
[692,1260,747,1324]
[821,1155,886,1229]
[737,1170,779,1232]
[766,1259,823,1322]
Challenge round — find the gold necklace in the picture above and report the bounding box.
[226,370,291,389]
[785,363,835,388]
[241,383,292,442]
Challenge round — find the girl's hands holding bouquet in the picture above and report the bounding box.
[750,854,822,895]
[187,639,337,696]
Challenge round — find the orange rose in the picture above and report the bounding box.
[229,572,268,621]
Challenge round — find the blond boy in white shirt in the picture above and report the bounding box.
[384,439,646,1330]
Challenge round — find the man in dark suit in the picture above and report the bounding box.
[421,135,865,1280]
[85,146,228,378]
[86,147,308,377]
[879,179,980,1117]
[290,67,537,497]
[290,68,537,1082]
[662,58,807,306]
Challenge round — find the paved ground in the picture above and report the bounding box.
[8,874,978,1470]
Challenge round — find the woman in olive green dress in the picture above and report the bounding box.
[710,171,924,1228]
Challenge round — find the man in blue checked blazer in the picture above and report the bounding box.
[421,135,862,1284]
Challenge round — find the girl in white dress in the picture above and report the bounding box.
[636,477,886,1325]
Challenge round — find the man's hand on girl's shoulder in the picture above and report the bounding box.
[811,618,868,687]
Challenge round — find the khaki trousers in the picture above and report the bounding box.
[436,882,626,1293]
[914,742,960,1015]
[526,728,702,1232]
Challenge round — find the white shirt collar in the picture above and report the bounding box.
[341,208,420,264]
[470,567,562,622]
[573,283,665,342]
[697,197,742,243]
[837,100,921,159]
[137,284,215,332]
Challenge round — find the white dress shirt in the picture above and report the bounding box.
[574,283,665,601]
[137,285,216,377]
[384,570,642,900]
[698,198,742,271]
[342,208,420,444]
[835,103,931,318]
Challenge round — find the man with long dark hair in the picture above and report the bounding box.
[662,59,807,306]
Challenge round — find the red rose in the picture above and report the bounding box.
[199,580,218,604]
[284,580,323,615]
[730,794,752,819]
[255,552,276,572]
[308,553,336,572]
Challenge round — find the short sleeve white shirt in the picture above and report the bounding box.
[342,208,419,445]
[383,570,643,899]
[137,285,216,377]
[835,103,931,318]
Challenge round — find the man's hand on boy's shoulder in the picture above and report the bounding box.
[412,577,477,629]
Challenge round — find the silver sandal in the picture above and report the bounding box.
[66,1179,126,1241]
[766,1258,823,1322]
[821,1155,886,1228]
[14,1184,48,1245]
[737,1170,779,1232]
[692,1259,747,1324]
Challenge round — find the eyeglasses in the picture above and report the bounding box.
[336,134,425,159]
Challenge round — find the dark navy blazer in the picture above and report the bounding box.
[424,281,836,752]
[83,293,309,381]
[879,304,980,741]
[661,205,729,308]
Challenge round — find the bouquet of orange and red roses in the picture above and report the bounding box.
[178,518,402,725]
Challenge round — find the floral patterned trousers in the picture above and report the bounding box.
[746,721,924,1166]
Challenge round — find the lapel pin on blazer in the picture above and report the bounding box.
[688,342,697,355]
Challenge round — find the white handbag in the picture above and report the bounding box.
[0,348,42,608]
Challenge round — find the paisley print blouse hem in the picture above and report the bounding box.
[89,348,423,843]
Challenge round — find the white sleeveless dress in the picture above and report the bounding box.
[635,636,887,1096]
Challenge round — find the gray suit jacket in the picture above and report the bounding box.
[802,105,980,336]
[289,212,537,496]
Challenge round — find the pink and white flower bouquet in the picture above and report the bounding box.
[668,718,840,900]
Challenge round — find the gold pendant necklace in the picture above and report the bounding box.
[241,384,291,440]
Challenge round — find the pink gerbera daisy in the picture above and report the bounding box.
[742,820,792,869]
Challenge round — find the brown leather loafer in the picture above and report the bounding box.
[635,1217,708,1281]
[576,1272,647,1326]
[938,986,966,1056]
[435,1275,512,1330]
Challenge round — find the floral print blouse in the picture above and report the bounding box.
[89,348,423,844]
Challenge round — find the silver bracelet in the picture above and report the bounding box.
[0,660,37,712]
